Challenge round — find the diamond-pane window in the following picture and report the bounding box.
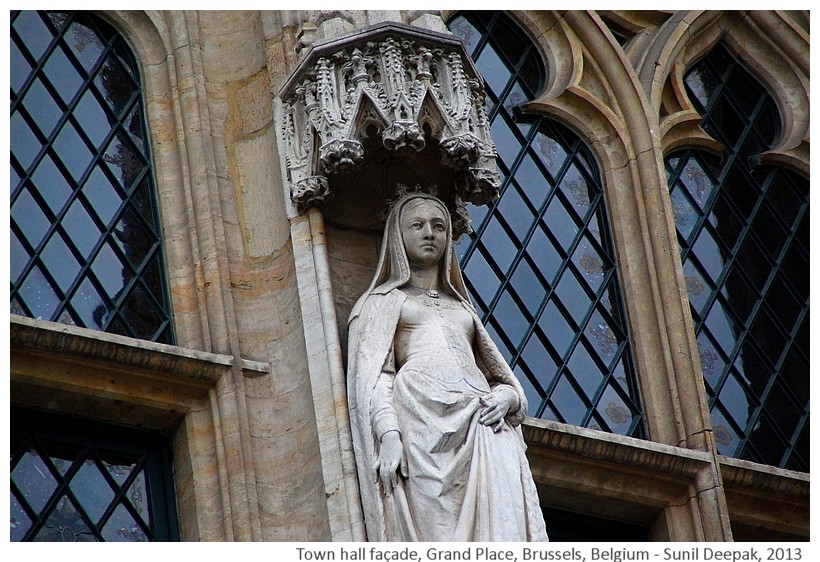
[10,11,173,344]
[667,44,809,471]
[449,12,644,437]
[10,407,179,542]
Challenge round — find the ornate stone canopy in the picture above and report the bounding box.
[278,22,501,236]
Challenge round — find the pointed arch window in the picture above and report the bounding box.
[449,12,644,437]
[666,44,808,471]
[10,11,174,344]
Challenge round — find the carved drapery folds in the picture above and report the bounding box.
[279,22,500,230]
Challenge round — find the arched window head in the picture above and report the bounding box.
[449,12,644,438]
[11,11,174,344]
[666,44,808,471]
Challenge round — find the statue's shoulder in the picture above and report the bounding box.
[349,288,406,326]
[458,297,478,315]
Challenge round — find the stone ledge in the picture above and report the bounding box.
[10,315,269,382]
[523,417,712,479]
[719,456,809,539]
[522,418,809,538]
[719,455,809,498]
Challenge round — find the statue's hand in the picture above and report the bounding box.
[373,430,407,496]
[479,386,519,432]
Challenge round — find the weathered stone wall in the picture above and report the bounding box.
[10,9,809,542]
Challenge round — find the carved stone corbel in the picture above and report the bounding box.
[319,138,365,174]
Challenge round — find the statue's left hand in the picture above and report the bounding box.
[479,387,518,432]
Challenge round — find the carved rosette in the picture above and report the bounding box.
[291,176,331,211]
[382,120,426,152]
[319,138,365,174]
[279,22,501,213]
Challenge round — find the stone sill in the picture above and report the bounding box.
[719,454,810,497]
[524,417,810,487]
[10,315,269,383]
[523,417,712,479]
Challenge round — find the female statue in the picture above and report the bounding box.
[347,192,548,541]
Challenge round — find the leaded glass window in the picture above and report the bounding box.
[449,13,644,437]
[10,11,174,343]
[666,44,809,471]
[11,407,179,541]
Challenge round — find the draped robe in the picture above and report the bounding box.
[348,289,548,541]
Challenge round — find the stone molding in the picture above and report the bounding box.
[523,418,809,540]
[524,418,713,480]
[278,22,501,221]
[11,315,269,429]
[289,208,367,541]
[11,315,269,383]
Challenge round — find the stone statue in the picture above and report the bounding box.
[347,193,549,541]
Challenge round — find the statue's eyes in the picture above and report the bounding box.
[433,222,446,232]
[412,221,423,229]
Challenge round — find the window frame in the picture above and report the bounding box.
[11,405,180,542]
[10,10,175,343]
[10,10,275,541]
[444,9,810,541]
[664,44,809,471]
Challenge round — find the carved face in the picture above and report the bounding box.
[400,199,448,270]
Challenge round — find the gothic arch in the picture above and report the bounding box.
[453,10,734,539]
[499,11,716,458]
[99,10,209,348]
[640,11,809,174]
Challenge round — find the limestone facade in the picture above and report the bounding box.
[10,10,809,541]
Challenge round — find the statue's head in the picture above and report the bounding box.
[358,192,470,304]
[397,195,450,271]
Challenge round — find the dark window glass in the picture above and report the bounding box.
[10,11,174,344]
[543,507,649,542]
[667,44,808,471]
[10,407,179,542]
[450,13,644,438]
